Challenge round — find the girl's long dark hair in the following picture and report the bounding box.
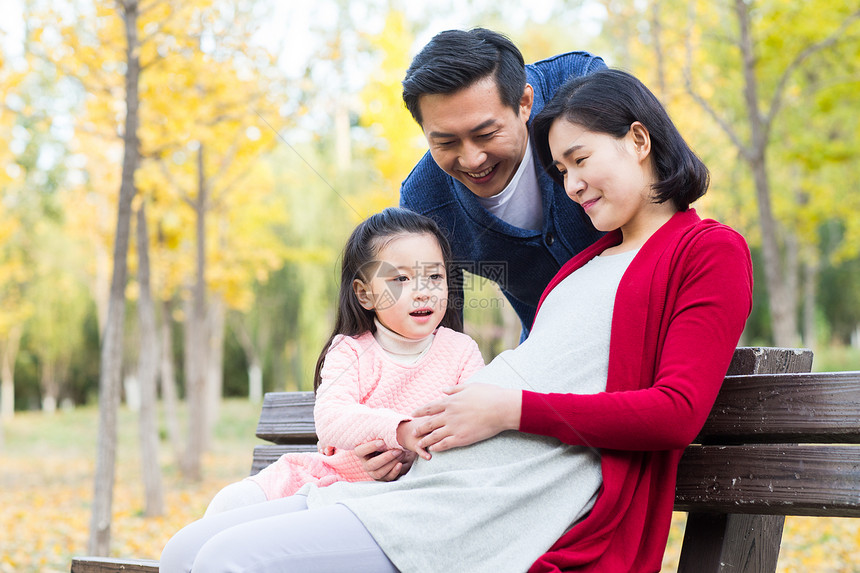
[313,208,463,390]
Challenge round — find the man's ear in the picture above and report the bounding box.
[353,279,375,310]
[519,84,534,122]
[629,121,651,161]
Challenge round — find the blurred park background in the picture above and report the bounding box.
[0,0,859,571]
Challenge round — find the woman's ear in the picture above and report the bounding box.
[629,121,651,161]
[352,279,375,310]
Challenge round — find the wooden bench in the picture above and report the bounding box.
[72,347,860,573]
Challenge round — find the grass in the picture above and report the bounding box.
[0,400,261,573]
[2,399,859,572]
[812,344,860,373]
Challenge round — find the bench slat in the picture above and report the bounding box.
[251,444,318,475]
[70,557,159,573]
[675,444,860,517]
[696,372,860,444]
[253,373,860,447]
[725,347,813,377]
[255,392,317,444]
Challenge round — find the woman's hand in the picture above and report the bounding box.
[354,440,416,482]
[410,384,522,454]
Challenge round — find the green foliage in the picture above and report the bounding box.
[819,252,860,344]
[812,344,860,373]
[742,247,774,345]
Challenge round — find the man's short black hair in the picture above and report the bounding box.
[402,28,526,125]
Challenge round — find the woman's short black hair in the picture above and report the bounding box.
[532,69,709,211]
[402,28,526,125]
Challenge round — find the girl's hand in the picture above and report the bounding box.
[396,420,432,460]
[410,384,522,453]
[354,440,416,481]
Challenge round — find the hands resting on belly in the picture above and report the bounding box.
[355,383,522,481]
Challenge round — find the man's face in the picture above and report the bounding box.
[418,77,533,199]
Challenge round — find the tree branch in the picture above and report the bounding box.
[227,311,258,362]
[683,1,751,158]
[158,159,193,207]
[75,122,122,143]
[138,0,163,18]
[650,0,666,99]
[209,133,277,211]
[764,9,860,134]
[138,4,178,54]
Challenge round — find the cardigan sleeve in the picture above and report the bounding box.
[520,227,753,451]
[314,336,410,451]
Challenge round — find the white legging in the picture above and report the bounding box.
[160,494,399,573]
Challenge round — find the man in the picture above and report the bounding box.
[359,29,607,482]
[400,28,606,338]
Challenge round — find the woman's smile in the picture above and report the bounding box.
[580,197,600,212]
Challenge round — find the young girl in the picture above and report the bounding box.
[162,70,752,573]
[203,207,484,515]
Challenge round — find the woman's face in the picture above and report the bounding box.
[547,118,664,240]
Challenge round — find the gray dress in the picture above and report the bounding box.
[304,249,638,573]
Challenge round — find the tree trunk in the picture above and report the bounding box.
[802,256,818,352]
[136,201,164,517]
[785,230,800,335]
[89,0,140,555]
[40,360,59,414]
[159,297,184,467]
[183,142,208,481]
[748,156,797,347]
[735,0,798,347]
[650,0,667,100]
[231,313,263,403]
[124,374,140,411]
[203,294,225,451]
[598,0,634,71]
[248,362,263,402]
[0,325,22,420]
[95,227,111,338]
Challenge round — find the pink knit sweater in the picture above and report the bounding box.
[249,327,485,499]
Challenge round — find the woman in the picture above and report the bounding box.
[161,69,752,573]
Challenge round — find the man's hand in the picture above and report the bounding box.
[354,440,416,482]
[410,383,521,453]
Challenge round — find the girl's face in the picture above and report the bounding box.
[353,232,449,340]
[547,118,674,247]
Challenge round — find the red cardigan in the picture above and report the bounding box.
[521,209,753,572]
